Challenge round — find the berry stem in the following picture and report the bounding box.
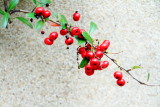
[9,9,30,14]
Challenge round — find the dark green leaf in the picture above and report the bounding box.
[82,32,93,44]
[26,12,36,19]
[1,12,9,28]
[32,0,37,4]
[59,15,67,29]
[0,9,5,15]
[52,12,58,19]
[75,36,86,46]
[35,20,44,30]
[39,0,51,4]
[89,21,98,34]
[8,0,20,11]
[16,17,33,28]
[132,66,141,70]
[147,73,150,82]
[79,58,90,68]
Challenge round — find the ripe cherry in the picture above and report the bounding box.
[81,51,86,58]
[85,69,94,76]
[85,43,91,50]
[77,29,85,39]
[65,37,74,45]
[86,51,94,59]
[60,29,68,35]
[95,46,101,51]
[44,38,53,45]
[90,58,100,67]
[103,40,110,45]
[49,32,58,41]
[35,7,45,16]
[71,27,80,35]
[41,31,45,34]
[95,51,104,59]
[78,47,86,54]
[100,43,110,52]
[73,11,80,21]
[114,71,123,80]
[43,10,51,19]
[85,64,93,72]
[117,79,126,86]
[101,61,109,69]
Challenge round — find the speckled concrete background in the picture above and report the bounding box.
[0,0,160,107]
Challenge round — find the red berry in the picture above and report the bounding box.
[60,29,68,35]
[85,43,91,50]
[78,47,86,54]
[100,43,110,52]
[85,70,94,76]
[41,31,45,34]
[73,11,80,21]
[85,64,93,72]
[71,27,80,35]
[43,10,51,18]
[86,51,94,59]
[77,29,85,39]
[90,58,100,67]
[95,46,101,51]
[44,38,53,45]
[101,61,109,69]
[65,37,74,45]
[81,51,86,58]
[49,32,58,41]
[114,71,123,80]
[95,51,104,59]
[103,40,110,44]
[117,79,126,86]
[35,7,45,16]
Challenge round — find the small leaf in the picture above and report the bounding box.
[0,9,5,15]
[39,0,51,4]
[75,36,86,46]
[79,58,90,68]
[132,66,141,70]
[8,0,20,11]
[89,21,98,34]
[32,0,37,4]
[16,17,33,28]
[52,12,58,19]
[147,73,150,82]
[82,32,93,44]
[1,12,9,28]
[35,20,45,30]
[26,12,36,19]
[59,15,68,29]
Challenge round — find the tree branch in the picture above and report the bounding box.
[9,9,30,14]
[3,0,8,12]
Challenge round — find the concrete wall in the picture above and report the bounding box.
[0,0,160,107]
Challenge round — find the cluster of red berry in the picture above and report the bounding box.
[114,71,126,86]
[78,40,110,76]
[35,7,51,19]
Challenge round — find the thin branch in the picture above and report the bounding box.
[9,9,30,14]
[3,0,8,12]
[104,53,160,86]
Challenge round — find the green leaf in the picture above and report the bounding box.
[32,0,37,4]
[16,17,33,28]
[1,12,9,28]
[52,12,58,19]
[59,15,67,29]
[75,36,86,46]
[8,0,20,11]
[82,32,93,44]
[89,21,98,34]
[147,72,150,82]
[26,12,36,19]
[0,9,5,15]
[79,58,90,68]
[132,66,141,70]
[35,20,44,30]
[39,0,51,4]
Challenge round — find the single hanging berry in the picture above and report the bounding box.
[117,79,126,86]
[49,32,58,41]
[101,61,109,69]
[114,71,123,80]
[44,38,54,45]
[73,11,80,21]
[78,47,86,54]
[43,10,51,19]
[65,37,74,45]
[60,29,68,35]
[71,27,80,35]
[35,7,45,16]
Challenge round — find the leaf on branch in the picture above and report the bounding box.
[82,32,93,44]
[89,21,98,34]
[0,9,5,15]
[75,36,86,46]
[132,66,141,70]
[35,20,45,30]
[79,58,90,68]
[16,17,33,28]
[52,12,58,19]
[39,0,51,4]
[8,0,20,11]
[26,12,36,19]
[1,12,9,28]
[47,21,61,27]
[147,72,150,82]
[32,0,37,4]
[59,15,68,29]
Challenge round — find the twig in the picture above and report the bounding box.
[3,0,8,12]
[9,9,30,14]
[104,53,160,86]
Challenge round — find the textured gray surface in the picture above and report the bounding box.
[0,0,160,107]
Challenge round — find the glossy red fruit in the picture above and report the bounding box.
[35,7,45,16]
[49,32,58,41]
[65,37,74,45]
[60,29,68,35]
[73,11,80,21]
[85,70,94,76]
[78,29,85,39]
[103,40,110,45]
[101,61,109,69]
[41,31,45,34]
[81,51,86,58]
[95,51,104,59]
[114,71,123,80]
[78,47,86,54]
[86,51,94,59]
[85,64,93,72]
[117,79,126,86]
[43,10,51,18]
[100,43,110,52]
[90,58,100,67]
[71,27,80,35]
[85,43,91,50]
[44,38,53,45]
[95,46,101,51]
